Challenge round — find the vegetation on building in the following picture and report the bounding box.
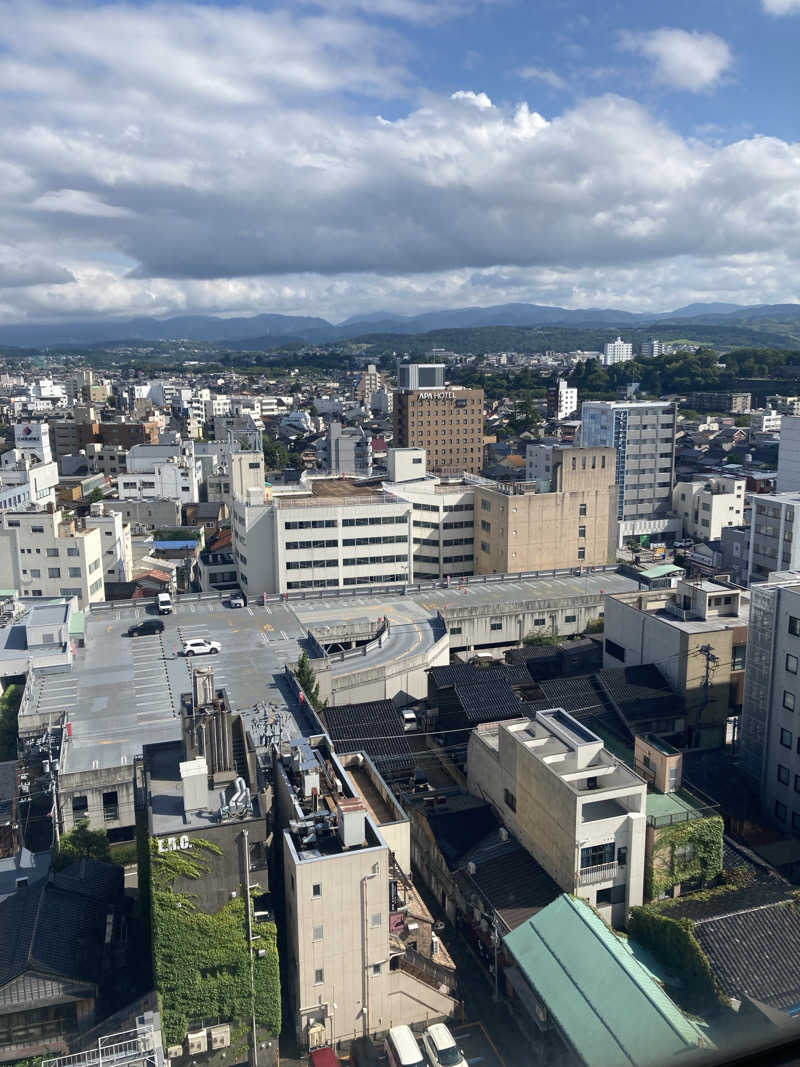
[52,819,112,871]
[295,651,324,711]
[646,815,724,900]
[628,908,726,1011]
[0,681,22,761]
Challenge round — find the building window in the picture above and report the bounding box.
[579,503,587,517]
[312,925,324,941]
[450,626,462,635]
[577,548,585,560]
[778,764,790,785]
[775,801,787,821]
[102,790,119,821]
[490,621,502,631]
[372,963,382,976]
[481,520,491,532]
[534,618,546,626]
[578,526,586,538]
[580,842,615,869]
[605,638,625,662]
[371,913,382,928]
[617,847,627,866]
[72,795,88,818]
[790,616,800,637]
[504,788,517,811]
[780,728,793,748]
[787,653,799,675]
[565,615,576,623]
[731,645,746,671]
[481,499,491,512]
[312,883,322,898]
[48,567,61,579]
[784,691,796,712]
[596,885,626,905]
[314,968,324,985]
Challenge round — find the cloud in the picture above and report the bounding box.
[518,66,567,90]
[620,28,733,91]
[762,0,800,12]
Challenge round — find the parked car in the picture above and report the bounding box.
[126,619,164,638]
[422,1024,468,1067]
[183,638,221,656]
[156,592,173,614]
[228,593,245,608]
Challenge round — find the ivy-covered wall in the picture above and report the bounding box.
[628,908,725,1011]
[646,815,724,901]
[150,837,281,1048]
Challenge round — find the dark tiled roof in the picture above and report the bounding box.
[453,679,522,725]
[506,644,561,666]
[426,802,500,868]
[694,902,800,1011]
[596,664,684,724]
[321,700,414,780]
[537,676,603,717]
[463,839,561,931]
[429,663,507,688]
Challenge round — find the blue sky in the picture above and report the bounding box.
[0,0,799,323]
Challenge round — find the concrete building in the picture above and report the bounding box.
[102,497,182,533]
[84,502,133,583]
[547,378,578,421]
[473,449,618,574]
[777,415,800,491]
[0,422,59,512]
[325,421,373,477]
[752,409,783,436]
[356,364,391,412]
[603,578,749,747]
[393,385,484,475]
[396,363,445,391]
[580,400,679,543]
[740,574,800,832]
[639,338,663,359]
[747,491,800,583]
[672,475,745,541]
[467,710,647,928]
[388,472,475,582]
[119,441,202,504]
[767,395,800,416]
[276,736,457,1048]
[0,510,105,606]
[688,392,752,414]
[601,337,633,366]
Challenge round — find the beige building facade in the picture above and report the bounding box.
[393,386,484,475]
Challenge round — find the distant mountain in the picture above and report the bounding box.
[2,300,800,349]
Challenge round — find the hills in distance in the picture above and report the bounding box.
[2,301,800,349]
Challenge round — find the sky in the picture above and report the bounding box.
[0,0,799,325]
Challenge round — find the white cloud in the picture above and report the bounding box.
[620,28,733,92]
[519,66,567,90]
[450,90,493,108]
[762,0,800,12]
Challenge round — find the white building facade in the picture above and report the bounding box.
[601,337,633,366]
[672,476,746,542]
[0,510,105,606]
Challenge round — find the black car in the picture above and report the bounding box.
[126,619,165,638]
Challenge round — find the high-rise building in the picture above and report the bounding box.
[547,378,578,421]
[639,338,663,359]
[777,416,800,492]
[601,337,633,366]
[393,366,483,475]
[580,400,679,543]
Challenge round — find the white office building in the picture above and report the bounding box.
[0,422,59,512]
[84,503,133,583]
[672,475,746,542]
[580,400,679,542]
[119,441,202,504]
[752,409,784,436]
[747,492,800,584]
[639,339,663,359]
[0,509,105,606]
[601,337,633,366]
[550,378,578,421]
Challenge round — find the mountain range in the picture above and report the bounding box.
[2,301,800,349]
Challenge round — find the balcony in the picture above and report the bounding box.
[577,860,618,886]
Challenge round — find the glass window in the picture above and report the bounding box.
[780,728,793,748]
[787,653,799,675]
[775,800,787,821]
[784,691,796,711]
[314,968,324,984]
[778,764,790,785]
[312,883,322,897]
[789,616,800,636]
[580,842,615,869]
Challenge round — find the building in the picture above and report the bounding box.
[275,735,458,1049]
[393,368,484,475]
[356,364,391,411]
[603,578,749,747]
[580,400,679,543]
[0,422,59,512]
[751,409,783,436]
[503,895,708,1067]
[325,421,373,477]
[688,392,752,414]
[467,710,647,928]
[719,525,750,587]
[740,574,800,831]
[767,395,800,416]
[102,497,182,534]
[547,379,578,421]
[746,491,800,583]
[84,502,133,584]
[118,441,202,504]
[0,511,105,606]
[473,449,618,574]
[601,337,633,366]
[672,475,745,541]
[639,338,663,359]
[777,415,800,491]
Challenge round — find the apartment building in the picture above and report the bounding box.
[688,392,752,414]
[394,365,484,475]
[601,337,633,366]
[603,578,749,747]
[467,710,647,928]
[751,409,783,436]
[0,510,105,606]
[747,491,800,583]
[672,475,745,541]
[475,447,618,573]
[102,497,182,534]
[389,471,475,582]
[777,416,800,492]
[356,364,391,411]
[580,400,679,543]
[118,441,202,504]
[740,574,800,832]
[84,503,133,583]
[639,339,663,358]
[547,378,578,421]
[325,422,373,477]
[767,395,800,416]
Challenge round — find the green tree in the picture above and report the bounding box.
[262,433,291,470]
[295,651,323,711]
[0,682,22,761]
[87,487,104,504]
[53,820,111,871]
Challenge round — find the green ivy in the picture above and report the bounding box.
[628,908,726,1011]
[646,815,724,900]
[150,837,281,1046]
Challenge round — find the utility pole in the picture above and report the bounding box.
[695,643,719,740]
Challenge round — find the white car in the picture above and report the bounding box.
[183,638,221,657]
[422,1024,468,1067]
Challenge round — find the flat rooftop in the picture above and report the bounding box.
[646,787,714,824]
[279,478,382,501]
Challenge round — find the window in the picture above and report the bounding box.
[102,790,119,821]
[789,616,800,636]
[605,638,625,662]
[490,621,502,631]
[67,547,79,557]
[534,618,546,626]
[580,842,615,869]
[31,525,44,533]
[371,913,382,928]
[787,653,799,675]
[579,505,587,519]
[596,885,626,905]
[732,645,746,671]
[312,883,322,898]
[314,968,324,985]
[784,691,796,712]
[481,498,492,511]
[565,614,576,623]
[617,847,627,866]
[577,547,585,560]
[30,568,40,578]
[480,519,491,532]
[72,795,88,818]
[68,567,81,578]
[312,925,324,941]
[504,788,517,811]
[775,800,787,821]
[780,728,793,748]
[48,567,61,579]
[778,764,790,785]
[372,963,382,976]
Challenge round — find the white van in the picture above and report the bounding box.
[401,710,418,733]
[156,592,173,615]
[385,1026,425,1067]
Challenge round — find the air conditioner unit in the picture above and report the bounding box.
[186,1030,208,1054]
[209,1024,231,1049]
[167,1046,183,1060]
[431,933,441,956]
[307,1022,326,1050]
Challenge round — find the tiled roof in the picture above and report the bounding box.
[321,700,414,780]
[694,902,800,1011]
[596,664,684,724]
[426,802,500,868]
[452,679,522,725]
[464,839,561,931]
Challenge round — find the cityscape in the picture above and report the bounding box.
[1,2,800,1067]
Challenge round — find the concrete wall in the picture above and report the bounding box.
[443,591,607,651]
[58,764,136,837]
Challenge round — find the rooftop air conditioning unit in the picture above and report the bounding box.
[186,1031,208,1055]
[209,1024,231,1049]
